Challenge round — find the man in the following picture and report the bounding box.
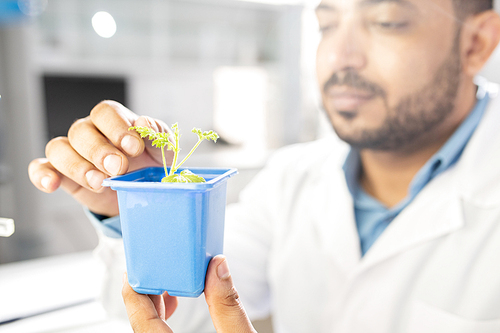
[29,0,500,331]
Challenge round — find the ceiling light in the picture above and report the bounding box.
[92,11,116,38]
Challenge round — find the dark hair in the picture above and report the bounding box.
[453,0,493,18]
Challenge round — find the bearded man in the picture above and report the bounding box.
[29,0,500,332]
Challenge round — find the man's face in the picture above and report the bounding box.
[316,0,463,151]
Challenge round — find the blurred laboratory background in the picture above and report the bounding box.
[0,0,321,266]
[1,0,500,265]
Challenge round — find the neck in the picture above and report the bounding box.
[359,81,477,208]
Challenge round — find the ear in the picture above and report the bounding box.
[460,10,500,76]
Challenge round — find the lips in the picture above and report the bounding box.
[326,86,375,111]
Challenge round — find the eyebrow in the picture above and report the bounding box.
[315,0,416,12]
[359,0,415,8]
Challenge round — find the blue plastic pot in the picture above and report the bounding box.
[103,167,237,297]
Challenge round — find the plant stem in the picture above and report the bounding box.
[161,146,168,178]
[169,133,180,175]
[176,139,202,170]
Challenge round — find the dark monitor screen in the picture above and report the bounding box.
[43,75,127,140]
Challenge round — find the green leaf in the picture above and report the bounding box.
[171,123,180,137]
[131,123,218,181]
[129,126,173,149]
[161,169,206,183]
[129,126,157,140]
[152,133,174,150]
[192,128,219,143]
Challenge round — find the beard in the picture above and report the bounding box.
[323,34,462,152]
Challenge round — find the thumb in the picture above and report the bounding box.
[204,255,257,333]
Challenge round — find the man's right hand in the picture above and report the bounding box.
[28,101,172,217]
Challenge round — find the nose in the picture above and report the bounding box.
[320,22,367,73]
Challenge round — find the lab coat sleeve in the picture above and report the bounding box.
[84,209,122,239]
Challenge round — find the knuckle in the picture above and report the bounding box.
[67,118,88,140]
[27,163,38,182]
[28,158,46,178]
[222,286,242,308]
[67,160,89,179]
[87,143,111,167]
[90,100,117,121]
[45,136,67,157]
[27,159,39,173]
[66,119,111,166]
[127,309,142,330]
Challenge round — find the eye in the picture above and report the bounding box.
[374,21,409,29]
[319,24,338,34]
[319,25,331,33]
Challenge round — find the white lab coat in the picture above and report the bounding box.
[96,92,500,333]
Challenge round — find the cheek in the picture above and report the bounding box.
[369,44,440,108]
[368,30,456,108]
[316,41,333,89]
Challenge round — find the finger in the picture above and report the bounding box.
[28,156,118,215]
[204,255,257,333]
[149,294,166,320]
[58,173,119,216]
[68,117,129,177]
[162,291,179,320]
[122,273,174,333]
[133,115,171,134]
[45,136,107,192]
[90,101,145,157]
[132,116,173,166]
[28,158,62,193]
[28,157,86,197]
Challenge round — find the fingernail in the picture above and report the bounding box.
[103,155,122,176]
[41,176,51,189]
[85,170,105,190]
[217,258,231,280]
[121,135,141,156]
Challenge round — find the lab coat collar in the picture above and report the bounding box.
[357,172,464,273]
[453,87,500,208]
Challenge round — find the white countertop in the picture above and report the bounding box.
[0,251,132,332]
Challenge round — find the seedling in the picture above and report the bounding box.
[129,123,219,183]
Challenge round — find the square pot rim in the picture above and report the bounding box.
[102,166,238,190]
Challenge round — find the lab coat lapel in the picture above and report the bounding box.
[316,157,361,275]
[357,176,465,273]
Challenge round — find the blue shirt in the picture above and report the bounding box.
[343,89,490,256]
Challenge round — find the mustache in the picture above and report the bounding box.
[323,70,386,97]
